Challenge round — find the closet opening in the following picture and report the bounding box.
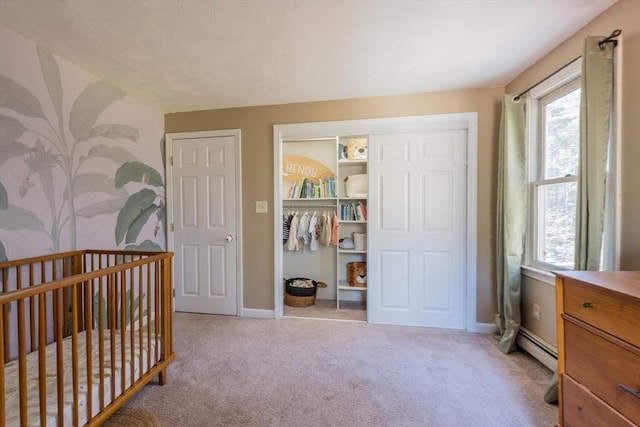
[273,113,479,331]
[280,136,368,322]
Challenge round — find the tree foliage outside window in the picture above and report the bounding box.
[529,79,581,270]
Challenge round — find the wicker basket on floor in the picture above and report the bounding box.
[285,292,316,307]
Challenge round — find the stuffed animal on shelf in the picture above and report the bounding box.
[345,138,367,160]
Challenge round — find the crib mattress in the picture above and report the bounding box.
[4,329,159,426]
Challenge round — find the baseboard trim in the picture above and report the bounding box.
[517,328,557,371]
[240,308,275,319]
[470,322,494,334]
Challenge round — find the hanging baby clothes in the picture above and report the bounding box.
[331,212,339,246]
[320,212,332,246]
[309,213,319,251]
[298,212,310,246]
[286,214,300,251]
[282,213,291,244]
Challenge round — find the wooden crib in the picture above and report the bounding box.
[0,250,175,426]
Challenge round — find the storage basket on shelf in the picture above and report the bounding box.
[347,262,367,287]
[344,174,367,198]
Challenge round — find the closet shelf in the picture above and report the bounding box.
[338,249,367,254]
[339,159,367,165]
[339,220,366,224]
[338,281,367,291]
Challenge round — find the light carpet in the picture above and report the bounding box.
[123,313,558,426]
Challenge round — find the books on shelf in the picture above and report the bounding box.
[339,201,367,221]
[287,176,336,199]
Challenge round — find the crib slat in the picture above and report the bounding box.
[130,267,135,383]
[17,272,28,425]
[38,292,47,427]
[120,269,126,393]
[0,301,6,427]
[85,277,94,419]
[146,263,152,372]
[55,288,64,426]
[109,273,116,402]
[29,263,36,351]
[138,265,144,377]
[98,275,106,411]
[71,283,80,426]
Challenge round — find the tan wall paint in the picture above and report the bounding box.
[509,0,639,347]
[166,87,504,322]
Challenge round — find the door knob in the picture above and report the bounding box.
[226,235,234,242]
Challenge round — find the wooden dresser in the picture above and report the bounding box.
[555,271,640,427]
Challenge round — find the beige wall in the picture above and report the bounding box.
[166,88,504,322]
[508,0,640,346]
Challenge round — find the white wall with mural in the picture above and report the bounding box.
[0,27,166,261]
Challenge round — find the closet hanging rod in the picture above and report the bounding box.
[283,204,336,209]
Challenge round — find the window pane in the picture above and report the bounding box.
[537,181,577,268]
[544,88,580,178]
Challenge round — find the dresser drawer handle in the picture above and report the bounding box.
[619,384,640,399]
[581,301,593,308]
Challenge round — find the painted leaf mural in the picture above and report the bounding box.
[114,139,166,250]
[0,39,165,259]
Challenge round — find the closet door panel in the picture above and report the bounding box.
[378,250,410,310]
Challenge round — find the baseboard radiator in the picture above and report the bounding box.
[517,327,557,371]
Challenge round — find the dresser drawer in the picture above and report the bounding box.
[563,278,640,347]
[563,374,636,427]
[564,320,640,425]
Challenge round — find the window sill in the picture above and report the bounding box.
[520,265,556,286]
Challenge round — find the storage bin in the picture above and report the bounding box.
[347,262,367,287]
[344,174,367,198]
[353,232,366,251]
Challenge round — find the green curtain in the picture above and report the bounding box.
[544,35,614,404]
[495,94,526,354]
[576,36,614,270]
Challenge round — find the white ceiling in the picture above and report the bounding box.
[0,0,616,113]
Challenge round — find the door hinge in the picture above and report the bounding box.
[169,156,173,166]
[171,223,174,232]
[173,289,175,297]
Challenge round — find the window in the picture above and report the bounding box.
[526,61,581,271]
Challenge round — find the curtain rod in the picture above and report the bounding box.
[513,29,621,102]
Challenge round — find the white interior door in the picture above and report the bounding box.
[368,130,467,328]
[168,132,240,315]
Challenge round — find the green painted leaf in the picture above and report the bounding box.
[87,144,140,164]
[115,188,156,245]
[0,204,45,231]
[75,198,126,218]
[36,47,64,129]
[0,75,46,118]
[0,113,29,142]
[125,239,162,252]
[69,81,125,141]
[0,241,7,262]
[88,124,139,142]
[0,183,7,209]
[115,162,163,188]
[69,173,128,199]
[0,142,33,166]
[125,204,159,244]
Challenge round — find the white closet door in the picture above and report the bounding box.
[367,130,467,328]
